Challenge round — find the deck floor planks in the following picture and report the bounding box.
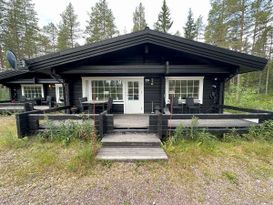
[114,114,149,128]
[168,119,258,128]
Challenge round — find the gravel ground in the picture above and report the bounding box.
[1,149,273,205]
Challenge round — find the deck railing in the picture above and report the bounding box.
[149,106,273,139]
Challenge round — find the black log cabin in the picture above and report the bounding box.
[0,28,268,114]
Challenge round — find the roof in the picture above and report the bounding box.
[0,69,29,82]
[26,28,268,73]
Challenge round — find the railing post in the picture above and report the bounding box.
[157,112,162,139]
[16,112,30,137]
[105,114,113,133]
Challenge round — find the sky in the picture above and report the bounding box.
[34,0,211,44]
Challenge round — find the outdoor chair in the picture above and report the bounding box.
[41,96,53,108]
[169,96,182,113]
[186,97,200,113]
[78,97,88,113]
[107,97,113,113]
[20,96,27,103]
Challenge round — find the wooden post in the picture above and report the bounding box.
[157,112,162,139]
[64,83,70,114]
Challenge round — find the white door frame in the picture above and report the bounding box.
[124,77,144,114]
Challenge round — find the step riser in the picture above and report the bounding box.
[102,142,161,147]
[112,129,150,133]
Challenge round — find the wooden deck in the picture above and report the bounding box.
[114,114,149,128]
[168,119,258,128]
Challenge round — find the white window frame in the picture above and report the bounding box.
[55,84,63,103]
[21,84,44,99]
[165,76,204,104]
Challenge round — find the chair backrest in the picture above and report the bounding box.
[107,97,113,113]
[170,96,179,106]
[46,96,52,107]
[21,96,26,102]
[186,97,195,107]
[78,97,88,112]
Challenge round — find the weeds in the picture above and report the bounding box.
[67,143,97,173]
[39,119,95,145]
[222,171,238,185]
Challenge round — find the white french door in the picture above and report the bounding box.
[124,78,144,114]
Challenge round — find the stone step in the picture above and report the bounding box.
[96,147,168,161]
[101,132,161,147]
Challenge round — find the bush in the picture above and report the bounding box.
[245,120,273,141]
[39,119,96,145]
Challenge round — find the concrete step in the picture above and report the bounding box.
[101,133,161,147]
[112,128,150,133]
[96,147,168,161]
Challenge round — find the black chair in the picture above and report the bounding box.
[42,96,53,108]
[78,97,88,113]
[20,96,27,103]
[169,96,182,113]
[186,97,200,113]
[107,97,113,113]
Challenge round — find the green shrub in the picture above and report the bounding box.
[245,120,273,141]
[39,119,96,145]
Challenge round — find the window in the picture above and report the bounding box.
[128,81,139,100]
[55,84,63,103]
[21,84,44,99]
[91,80,123,101]
[166,77,204,103]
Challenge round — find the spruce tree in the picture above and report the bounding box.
[3,0,39,59]
[132,3,147,32]
[183,8,197,40]
[57,2,80,51]
[85,0,118,43]
[154,0,173,33]
[195,15,204,41]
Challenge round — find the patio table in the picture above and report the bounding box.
[82,100,108,112]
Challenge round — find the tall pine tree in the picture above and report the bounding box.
[205,0,229,48]
[132,3,147,32]
[57,2,80,51]
[0,0,7,68]
[154,0,173,33]
[85,0,118,43]
[183,8,197,40]
[3,0,39,59]
[42,22,58,53]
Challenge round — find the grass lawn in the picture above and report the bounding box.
[0,116,273,204]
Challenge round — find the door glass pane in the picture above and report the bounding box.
[128,81,139,100]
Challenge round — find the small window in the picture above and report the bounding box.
[21,84,44,99]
